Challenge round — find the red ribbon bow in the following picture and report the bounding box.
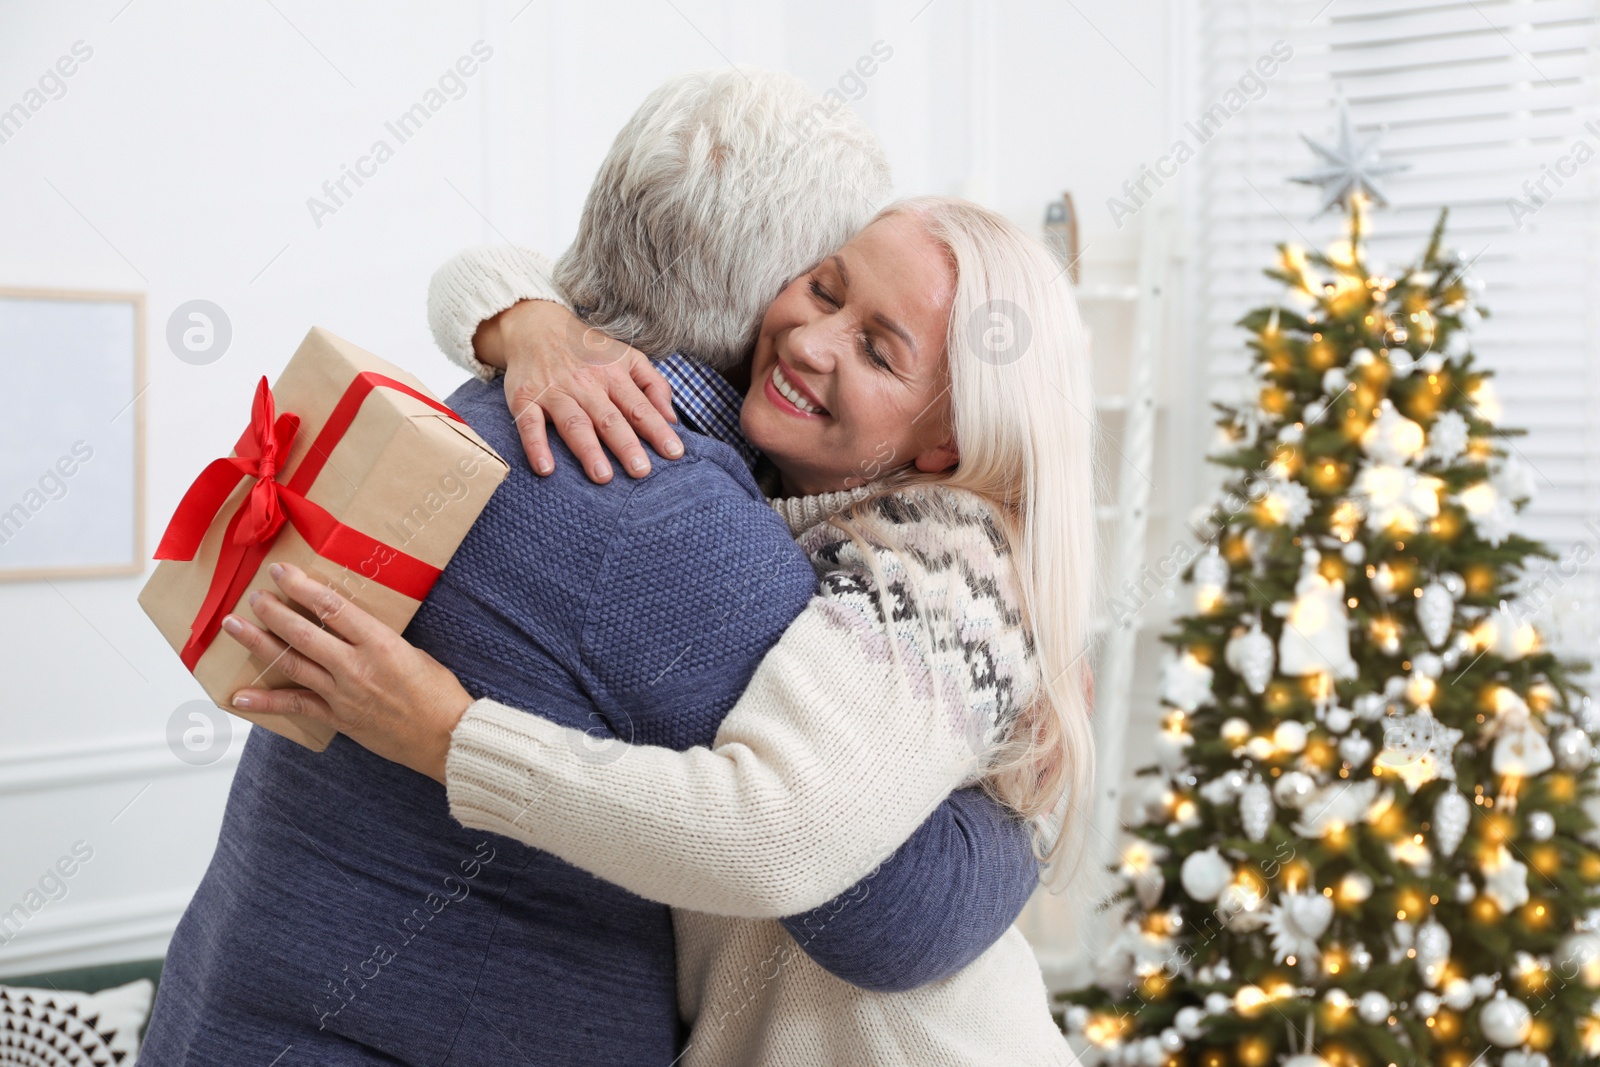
[156,378,302,563]
[155,373,466,669]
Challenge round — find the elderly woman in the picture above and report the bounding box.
[232,193,1095,1064]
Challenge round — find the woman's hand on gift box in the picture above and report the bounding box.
[477,298,683,483]
[222,562,472,783]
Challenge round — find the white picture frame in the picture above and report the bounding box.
[0,288,146,581]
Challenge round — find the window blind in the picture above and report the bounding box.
[1192,0,1600,661]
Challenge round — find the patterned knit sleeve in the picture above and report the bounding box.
[797,489,1037,759]
[426,245,570,381]
[445,488,1040,918]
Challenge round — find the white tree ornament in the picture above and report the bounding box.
[1224,619,1276,695]
[1354,464,1442,533]
[1192,546,1231,614]
[1239,781,1275,843]
[1357,990,1392,1024]
[1179,847,1233,903]
[1482,846,1531,913]
[1193,546,1229,588]
[1218,883,1270,931]
[1492,455,1537,505]
[1488,688,1554,777]
[1415,581,1455,648]
[1481,604,1537,660]
[1555,727,1593,772]
[1292,778,1379,839]
[1338,732,1375,769]
[1424,409,1470,464]
[1361,399,1427,465]
[1415,917,1452,987]
[1502,1052,1551,1067]
[1154,726,1195,774]
[1433,789,1471,857]
[1266,888,1334,965]
[1276,550,1359,679]
[1458,479,1515,545]
[1274,770,1316,808]
[1259,476,1314,527]
[1161,651,1215,712]
[1376,713,1463,792]
[1479,992,1533,1048]
[1119,842,1168,910]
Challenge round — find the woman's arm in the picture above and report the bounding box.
[426,246,682,480]
[230,503,1024,919]
[427,245,570,380]
[443,596,986,918]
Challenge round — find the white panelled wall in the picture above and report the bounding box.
[0,0,1178,978]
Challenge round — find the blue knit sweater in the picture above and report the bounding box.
[139,378,1039,1066]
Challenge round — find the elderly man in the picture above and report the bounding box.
[139,69,1039,1066]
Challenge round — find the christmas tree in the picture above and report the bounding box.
[1058,135,1598,1066]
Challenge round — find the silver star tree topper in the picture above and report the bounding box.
[1291,95,1409,214]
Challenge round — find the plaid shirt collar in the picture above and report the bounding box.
[655,353,761,469]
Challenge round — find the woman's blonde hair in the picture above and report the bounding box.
[835,196,1098,887]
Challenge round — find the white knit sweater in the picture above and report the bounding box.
[429,246,1075,1066]
[427,245,570,381]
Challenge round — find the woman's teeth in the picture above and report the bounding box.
[772,364,825,415]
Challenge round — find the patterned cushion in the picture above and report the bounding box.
[0,979,150,1065]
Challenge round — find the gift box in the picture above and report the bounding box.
[139,327,508,750]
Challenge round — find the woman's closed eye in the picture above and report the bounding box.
[808,275,893,373]
[860,332,891,371]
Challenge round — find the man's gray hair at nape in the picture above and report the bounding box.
[552,67,891,372]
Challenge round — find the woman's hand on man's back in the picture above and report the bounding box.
[473,299,683,483]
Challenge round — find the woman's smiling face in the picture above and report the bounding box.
[740,216,960,496]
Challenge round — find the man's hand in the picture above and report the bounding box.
[473,300,683,483]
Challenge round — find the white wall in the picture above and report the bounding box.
[0,0,1175,976]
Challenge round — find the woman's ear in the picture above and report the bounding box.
[912,440,960,474]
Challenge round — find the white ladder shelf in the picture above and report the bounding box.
[1022,209,1171,990]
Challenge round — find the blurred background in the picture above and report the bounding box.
[1,0,1596,1009]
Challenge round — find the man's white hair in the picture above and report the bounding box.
[554,67,891,370]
